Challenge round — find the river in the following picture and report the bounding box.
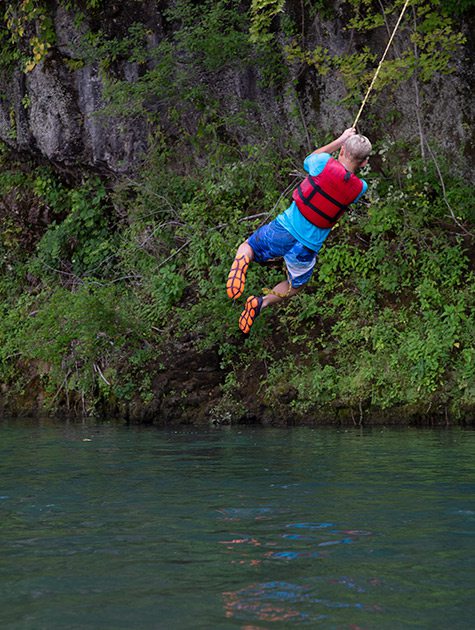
[1,420,474,629]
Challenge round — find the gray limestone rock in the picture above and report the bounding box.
[0,0,472,176]
[26,55,83,164]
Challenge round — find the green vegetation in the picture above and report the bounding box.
[0,0,473,422]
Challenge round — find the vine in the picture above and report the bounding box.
[4,0,55,72]
[1,0,105,73]
[281,0,466,104]
[249,0,286,43]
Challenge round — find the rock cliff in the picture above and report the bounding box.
[0,1,473,176]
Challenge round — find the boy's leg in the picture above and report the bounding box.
[262,280,300,308]
[227,220,295,302]
[226,241,253,300]
[239,241,316,334]
[239,281,300,334]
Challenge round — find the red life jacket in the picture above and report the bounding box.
[292,157,364,229]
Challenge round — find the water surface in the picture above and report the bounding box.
[1,420,474,629]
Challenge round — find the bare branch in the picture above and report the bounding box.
[424,141,474,237]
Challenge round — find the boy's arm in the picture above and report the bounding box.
[312,127,356,155]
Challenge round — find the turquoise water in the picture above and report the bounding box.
[0,421,474,629]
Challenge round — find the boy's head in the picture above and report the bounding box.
[343,134,372,166]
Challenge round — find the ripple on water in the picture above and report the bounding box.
[222,580,370,624]
[217,507,277,522]
[286,522,334,530]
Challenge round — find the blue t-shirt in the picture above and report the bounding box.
[276,153,368,252]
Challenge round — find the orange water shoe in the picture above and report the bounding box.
[226,254,250,300]
[239,295,263,334]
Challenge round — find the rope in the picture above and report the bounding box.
[262,262,293,298]
[263,284,293,299]
[352,0,410,128]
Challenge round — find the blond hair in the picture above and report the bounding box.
[344,134,372,163]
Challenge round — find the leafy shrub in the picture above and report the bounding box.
[8,283,150,412]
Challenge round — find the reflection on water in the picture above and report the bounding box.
[0,420,474,629]
[223,579,379,624]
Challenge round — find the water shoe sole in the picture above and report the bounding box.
[226,254,250,300]
[239,295,263,334]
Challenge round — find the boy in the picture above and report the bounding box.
[226,127,371,334]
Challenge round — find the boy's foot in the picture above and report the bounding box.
[226,254,250,300]
[239,296,263,334]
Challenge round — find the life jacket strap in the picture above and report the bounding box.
[296,183,348,225]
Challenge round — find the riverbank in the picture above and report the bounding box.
[2,337,474,426]
[1,152,473,425]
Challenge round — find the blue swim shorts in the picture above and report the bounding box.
[247,219,318,288]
